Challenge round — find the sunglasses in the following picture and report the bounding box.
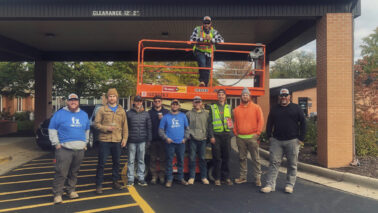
[280,94,289,97]
[203,20,211,24]
[171,102,179,105]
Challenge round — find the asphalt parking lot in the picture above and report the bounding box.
[0,148,377,213]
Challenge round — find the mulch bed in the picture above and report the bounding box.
[259,142,378,179]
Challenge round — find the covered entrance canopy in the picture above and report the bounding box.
[0,0,360,61]
[0,0,360,168]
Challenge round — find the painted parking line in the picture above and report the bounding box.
[13,162,122,171]
[0,187,113,203]
[0,181,112,196]
[0,168,113,179]
[76,203,139,213]
[23,159,128,167]
[128,186,155,213]
[31,156,128,162]
[0,173,111,185]
[0,192,131,213]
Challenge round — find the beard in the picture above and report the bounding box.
[241,99,249,104]
[68,105,79,112]
[171,108,179,113]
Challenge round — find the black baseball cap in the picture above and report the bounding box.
[134,95,143,101]
[153,95,162,100]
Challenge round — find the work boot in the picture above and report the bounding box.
[68,191,79,199]
[214,180,221,186]
[260,186,274,193]
[159,175,165,184]
[188,178,195,185]
[285,186,294,194]
[234,177,247,184]
[113,181,122,190]
[96,186,103,195]
[201,178,209,185]
[223,179,233,186]
[151,176,157,185]
[165,181,172,188]
[255,176,262,187]
[138,180,148,187]
[53,195,63,204]
[180,179,189,186]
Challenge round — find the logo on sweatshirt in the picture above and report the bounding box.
[70,117,82,127]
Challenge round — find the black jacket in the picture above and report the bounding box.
[148,107,170,141]
[126,108,152,143]
[266,103,306,141]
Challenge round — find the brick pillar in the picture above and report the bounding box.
[316,13,353,168]
[257,61,270,130]
[34,61,53,130]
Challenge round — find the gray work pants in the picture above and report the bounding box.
[52,147,85,196]
[266,138,300,189]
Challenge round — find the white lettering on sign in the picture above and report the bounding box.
[92,10,141,17]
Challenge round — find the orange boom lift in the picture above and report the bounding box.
[136,39,266,100]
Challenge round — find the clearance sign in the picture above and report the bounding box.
[162,86,187,93]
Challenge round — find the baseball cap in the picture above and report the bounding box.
[171,99,180,105]
[203,16,212,21]
[217,89,226,95]
[68,93,79,100]
[153,95,162,100]
[134,95,143,101]
[203,16,211,24]
[193,96,202,102]
[280,88,290,95]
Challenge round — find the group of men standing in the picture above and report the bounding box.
[49,86,306,204]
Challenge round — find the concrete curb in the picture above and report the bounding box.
[0,156,12,164]
[258,148,378,190]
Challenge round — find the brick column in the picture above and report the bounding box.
[316,13,353,168]
[34,61,53,130]
[257,61,270,130]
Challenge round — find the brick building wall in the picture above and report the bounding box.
[316,13,353,168]
[292,87,317,116]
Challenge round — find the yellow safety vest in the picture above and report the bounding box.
[211,104,231,132]
[193,26,216,54]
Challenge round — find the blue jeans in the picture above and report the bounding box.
[127,142,146,182]
[165,143,185,182]
[189,139,207,179]
[96,141,121,186]
[194,50,211,86]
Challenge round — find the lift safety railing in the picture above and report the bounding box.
[137,39,266,99]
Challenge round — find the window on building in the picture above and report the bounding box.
[17,97,23,112]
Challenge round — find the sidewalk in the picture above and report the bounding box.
[0,137,48,175]
[230,137,378,200]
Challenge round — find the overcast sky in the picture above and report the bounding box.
[297,0,378,61]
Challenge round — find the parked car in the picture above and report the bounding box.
[35,104,103,151]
